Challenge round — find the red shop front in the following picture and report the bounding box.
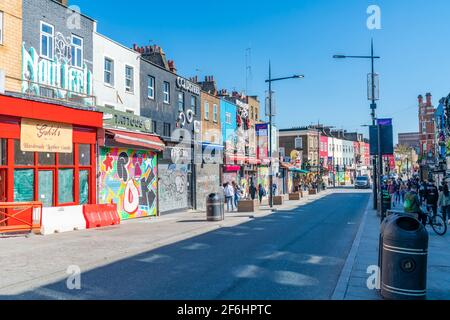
[0,94,103,230]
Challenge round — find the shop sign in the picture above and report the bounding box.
[176,77,200,95]
[98,106,152,133]
[20,118,73,153]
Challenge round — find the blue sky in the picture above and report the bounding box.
[75,0,450,142]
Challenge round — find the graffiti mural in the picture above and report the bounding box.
[99,147,157,220]
[158,164,188,212]
[195,164,220,211]
[22,42,93,104]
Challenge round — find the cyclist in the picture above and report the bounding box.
[404,185,427,226]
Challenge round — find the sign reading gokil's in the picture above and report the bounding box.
[20,118,73,153]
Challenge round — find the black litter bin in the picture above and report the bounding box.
[379,211,406,285]
[206,193,224,221]
[381,215,429,300]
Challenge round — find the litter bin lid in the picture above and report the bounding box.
[383,215,429,247]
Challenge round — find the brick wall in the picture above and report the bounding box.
[0,0,22,92]
[200,91,221,144]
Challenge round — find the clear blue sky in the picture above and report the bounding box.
[75,0,450,142]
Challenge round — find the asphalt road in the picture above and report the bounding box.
[11,189,371,300]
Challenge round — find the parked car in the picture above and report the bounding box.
[355,176,371,189]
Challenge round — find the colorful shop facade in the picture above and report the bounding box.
[0,94,102,227]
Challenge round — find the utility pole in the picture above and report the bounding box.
[333,38,381,209]
[265,62,303,208]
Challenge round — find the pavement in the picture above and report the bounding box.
[333,197,450,300]
[0,187,370,300]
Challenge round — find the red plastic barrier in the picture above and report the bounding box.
[83,204,120,229]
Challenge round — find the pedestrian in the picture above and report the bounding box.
[258,183,266,204]
[224,182,235,212]
[400,182,407,203]
[249,181,257,200]
[438,183,450,223]
[232,181,242,209]
[426,181,439,218]
[404,184,427,226]
[272,183,277,196]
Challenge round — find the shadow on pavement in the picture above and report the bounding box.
[0,192,370,300]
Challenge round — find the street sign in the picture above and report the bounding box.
[370,120,394,156]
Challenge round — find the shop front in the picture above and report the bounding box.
[98,129,164,220]
[0,94,102,231]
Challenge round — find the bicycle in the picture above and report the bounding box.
[421,204,448,236]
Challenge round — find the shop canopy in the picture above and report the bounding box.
[289,168,309,174]
[105,129,165,152]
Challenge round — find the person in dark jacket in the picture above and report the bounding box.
[426,182,439,217]
[258,184,266,204]
[249,182,257,200]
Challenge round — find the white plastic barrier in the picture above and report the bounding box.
[41,205,86,235]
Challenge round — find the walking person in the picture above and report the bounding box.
[258,183,266,204]
[404,184,427,226]
[224,182,235,212]
[438,183,450,223]
[400,182,408,204]
[232,181,242,209]
[426,181,439,218]
[249,181,257,201]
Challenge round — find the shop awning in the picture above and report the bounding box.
[289,168,309,174]
[105,129,165,152]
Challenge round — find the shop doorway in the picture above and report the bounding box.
[38,170,54,207]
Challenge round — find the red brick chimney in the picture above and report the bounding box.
[168,60,177,73]
[418,94,423,106]
[425,92,432,106]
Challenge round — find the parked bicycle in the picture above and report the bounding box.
[421,204,447,236]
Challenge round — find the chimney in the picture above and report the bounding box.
[168,60,177,73]
[138,43,170,70]
[425,92,432,106]
[55,0,69,6]
[418,94,423,106]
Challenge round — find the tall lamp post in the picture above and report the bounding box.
[333,39,381,210]
[265,62,304,208]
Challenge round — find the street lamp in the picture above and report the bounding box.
[334,38,381,210]
[265,61,304,208]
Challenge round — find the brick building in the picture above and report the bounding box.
[0,0,23,93]
[418,93,436,158]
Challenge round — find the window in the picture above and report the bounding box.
[58,169,74,204]
[125,65,134,92]
[0,11,3,45]
[178,92,184,111]
[163,82,170,103]
[71,35,83,68]
[14,169,34,202]
[191,96,197,114]
[38,152,55,165]
[225,112,232,124]
[163,122,171,137]
[79,170,89,205]
[213,104,218,122]
[40,22,54,59]
[104,57,114,86]
[78,144,91,166]
[204,102,210,120]
[59,151,74,165]
[0,139,6,165]
[14,140,34,165]
[147,76,155,99]
[295,137,303,149]
[152,120,157,134]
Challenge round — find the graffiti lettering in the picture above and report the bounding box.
[117,152,129,181]
[139,169,156,207]
[123,179,139,214]
[22,43,93,104]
